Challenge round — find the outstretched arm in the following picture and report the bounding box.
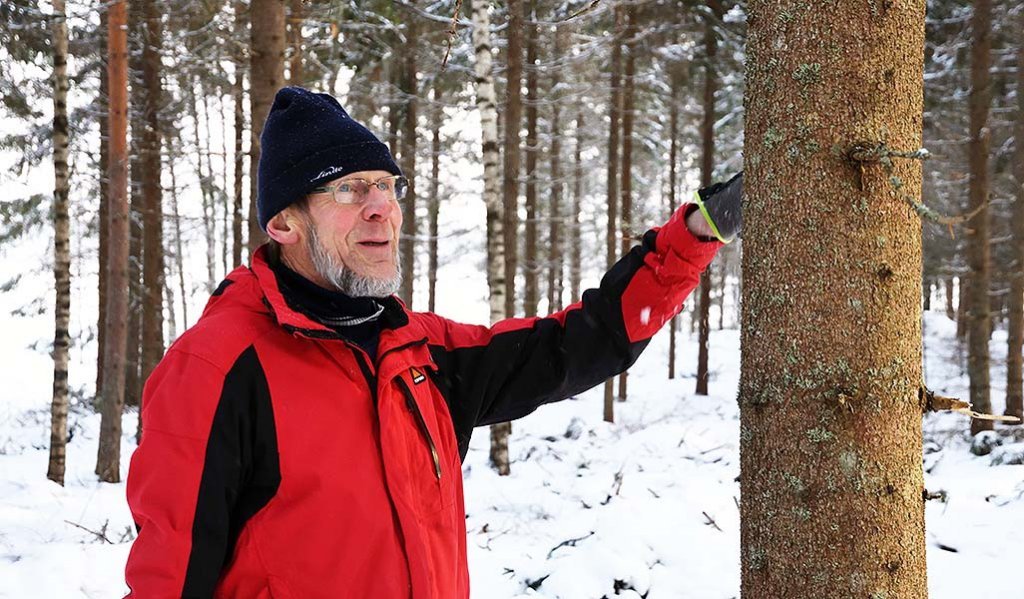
[420,176,742,458]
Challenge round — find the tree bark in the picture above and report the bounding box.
[96,0,131,483]
[168,128,189,330]
[523,4,539,317]
[219,90,230,275]
[546,23,569,313]
[47,0,71,486]
[967,0,993,436]
[124,9,144,409]
[189,77,216,292]
[956,274,969,339]
[668,68,681,381]
[1005,11,1024,422]
[944,275,955,320]
[718,249,727,330]
[473,0,510,476]
[570,108,583,302]
[696,1,722,397]
[603,5,624,423]
[96,6,109,403]
[249,0,285,253]
[139,0,165,443]
[398,1,418,307]
[427,81,443,313]
[617,4,637,401]
[232,0,247,267]
[502,0,523,319]
[740,1,928,596]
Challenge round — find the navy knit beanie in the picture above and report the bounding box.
[256,86,402,230]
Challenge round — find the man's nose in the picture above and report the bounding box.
[360,188,395,220]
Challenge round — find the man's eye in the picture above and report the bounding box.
[337,184,353,193]
[376,181,392,191]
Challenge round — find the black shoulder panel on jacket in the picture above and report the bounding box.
[426,236,656,463]
[211,278,235,296]
[182,345,281,596]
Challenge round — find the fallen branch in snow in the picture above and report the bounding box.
[601,467,626,505]
[64,519,113,544]
[920,386,1021,423]
[547,531,595,558]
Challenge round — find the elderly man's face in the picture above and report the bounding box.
[280,169,404,297]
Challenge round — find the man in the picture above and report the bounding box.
[123,86,742,598]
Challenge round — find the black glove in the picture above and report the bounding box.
[694,171,743,243]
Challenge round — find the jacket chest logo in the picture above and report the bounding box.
[410,367,426,385]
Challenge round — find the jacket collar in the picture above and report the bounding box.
[248,244,423,348]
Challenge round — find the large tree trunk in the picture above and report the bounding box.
[398,1,418,307]
[740,2,928,597]
[473,0,510,476]
[523,4,539,318]
[603,6,624,423]
[139,0,165,443]
[967,0,993,436]
[502,0,523,319]
[47,0,71,486]
[546,23,568,313]
[249,0,285,253]
[696,1,722,397]
[617,5,637,401]
[1005,13,1024,422]
[427,81,443,313]
[96,0,130,483]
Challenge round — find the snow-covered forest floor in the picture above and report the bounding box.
[2,247,1023,598]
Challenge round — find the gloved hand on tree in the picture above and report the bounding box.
[687,171,743,243]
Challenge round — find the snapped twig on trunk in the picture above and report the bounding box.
[920,385,1021,423]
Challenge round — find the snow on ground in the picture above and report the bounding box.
[2,293,1022,597]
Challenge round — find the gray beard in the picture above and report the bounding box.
[306,224,402,298]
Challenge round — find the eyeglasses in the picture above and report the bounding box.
[309,175,409,205]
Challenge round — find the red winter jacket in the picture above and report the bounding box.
[123,203,720,598]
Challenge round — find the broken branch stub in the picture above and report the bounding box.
[920,386,1021,423]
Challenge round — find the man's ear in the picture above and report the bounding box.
[266,208,304,245]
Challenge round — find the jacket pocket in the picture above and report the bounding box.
[397,375,443,482]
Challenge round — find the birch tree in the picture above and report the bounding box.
[47,0,70,486]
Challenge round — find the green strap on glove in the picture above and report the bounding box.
[693,191,731,244]
[693,171,743,244]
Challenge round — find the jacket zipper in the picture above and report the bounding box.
[396,376,443,481]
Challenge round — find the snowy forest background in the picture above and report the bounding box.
[1,0,1023,597]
